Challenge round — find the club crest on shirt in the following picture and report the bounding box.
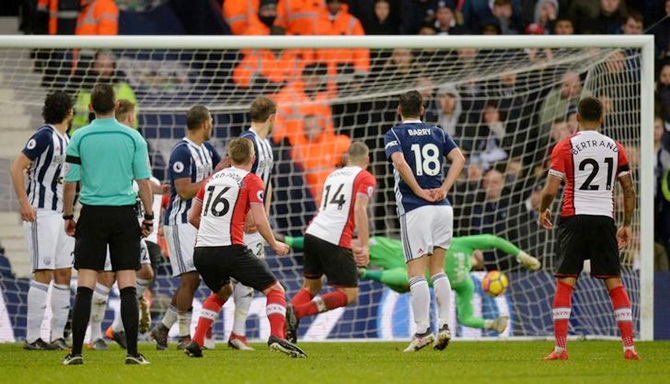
[26,139,37,150]
[257,190,264,202]
[173,161,184,173]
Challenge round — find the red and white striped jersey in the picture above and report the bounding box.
[306,166,376,248]
[549,130,631,218]
[194,167,265,247]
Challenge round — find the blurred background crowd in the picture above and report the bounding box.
[0,0,668,273]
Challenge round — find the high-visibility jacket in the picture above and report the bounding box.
[223,0,259,35]
[72,82,137,132]
[272,80,335,146]
[75,0,118,35]
[290,130,351,204]
[36,0,82,35]
[233,49,306,88]
[315,4,370,74]
[274,0,328,35]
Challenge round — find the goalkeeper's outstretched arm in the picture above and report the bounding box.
[459,234,541,271]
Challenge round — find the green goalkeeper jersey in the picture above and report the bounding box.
[369,234,521,284]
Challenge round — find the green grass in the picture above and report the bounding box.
[1,341,669,384]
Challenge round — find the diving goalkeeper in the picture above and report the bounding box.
[283,234,541,334]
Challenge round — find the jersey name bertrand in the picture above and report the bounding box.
[571,139,619,155]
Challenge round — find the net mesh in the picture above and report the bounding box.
[0,40,642,341]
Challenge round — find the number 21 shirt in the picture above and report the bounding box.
[194,167,265,247]
[549,130,630,219]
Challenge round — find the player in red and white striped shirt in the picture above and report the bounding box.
[183,138,306,358]
[285,141,376,343]
[539,97,639,360]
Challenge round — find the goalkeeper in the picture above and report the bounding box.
[283,234,541,334]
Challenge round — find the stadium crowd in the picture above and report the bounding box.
[6,0,670,272]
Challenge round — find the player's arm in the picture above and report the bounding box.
[174,178,204,200]
[248,175,289,255]
[390,152,432,202]
[617,173,635,248]
[188,179,208,230]
[265,181,273,215]
[9,153,35,222]
[538,141,567,229]
[136,178,154,237]
[354,193,371,266]
[463,234,541,270]
[434,147,466,201]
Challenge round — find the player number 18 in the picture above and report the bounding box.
[411,143,440,176]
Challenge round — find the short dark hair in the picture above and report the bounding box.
[250,97,276,123]
[115,99,135,122]
[228,138,254,165]
[578,97,603,123]
[42,91,73,124]
[398,90,423,118]
[90,84,116,114]
[627,10,643,24]
[186,105,210,131]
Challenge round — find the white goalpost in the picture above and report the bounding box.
[0,35,654,342]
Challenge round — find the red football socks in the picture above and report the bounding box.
[552,281,574,350]
[192,293,226,347]
[609,285,635,349]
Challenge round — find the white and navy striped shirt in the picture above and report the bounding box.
[165,138,221,225]
[22,125,69,212]
[240,128,273,191]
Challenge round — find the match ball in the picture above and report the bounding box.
[482,271,509,298]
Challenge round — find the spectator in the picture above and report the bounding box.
[398,0,433,35]
[375,48,424,84]
[428,0,466,35]
[233,47,306,92]
[539,71,582,131]
[416,76,438,123]
[570,0,626,35]
[315,0,370,78]
[290,113,351,204]
[363,0,398,35]
[417,22,437,35]
[471,102,508,169]
[653,1,670,68]
[621,9,643,35]
[461,0,522,35]
[224,0,277,35]
[75,0,118,35]
[658,62,670,120]
[655,115,670,260]
[71,50,138,132]
[533,0,558,32]
[36,0,80,35]
[432,83,463,140]
[273,63,335,146]
[272,0,327,35]
[552,15,575,35]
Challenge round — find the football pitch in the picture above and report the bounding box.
[2,341,669,384]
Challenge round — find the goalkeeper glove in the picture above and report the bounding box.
[517,251,541,271]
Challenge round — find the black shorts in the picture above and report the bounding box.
[193,245,277,293]
[74,205,141,272]
[303,234,358,288]
[555,215,620,278]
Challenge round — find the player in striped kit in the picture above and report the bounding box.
[539,97,639,360]
[184,138,305,358]
[151,106,221,350]
[285,141,376,344]
[226,97,276,350]
[9,91,75,350]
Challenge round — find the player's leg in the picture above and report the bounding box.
[152,224,198,350]
[65,205,108,364]
[401,207,434,352]
[49,228,74,349]
[110,207,148,365]
[186,246,234,357]
[544,216,585,361]
[23,211,58,350]
[228,238,264,350]
[589,217,638,359]
[429,205,454,350]
[234,247,306,358]
[88,266,114,351]
[452,279,485,329]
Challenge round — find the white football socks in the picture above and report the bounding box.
[409,276,430,335]
[232,283,254,336]
[26,280,49,343]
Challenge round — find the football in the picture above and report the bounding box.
[482,271,509,298]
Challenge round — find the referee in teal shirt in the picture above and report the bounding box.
[61,84,154,366]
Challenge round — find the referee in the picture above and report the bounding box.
[61,84,153,365]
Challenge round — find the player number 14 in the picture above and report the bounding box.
[411,143,440,176]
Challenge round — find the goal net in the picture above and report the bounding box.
[0,35,654,342]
